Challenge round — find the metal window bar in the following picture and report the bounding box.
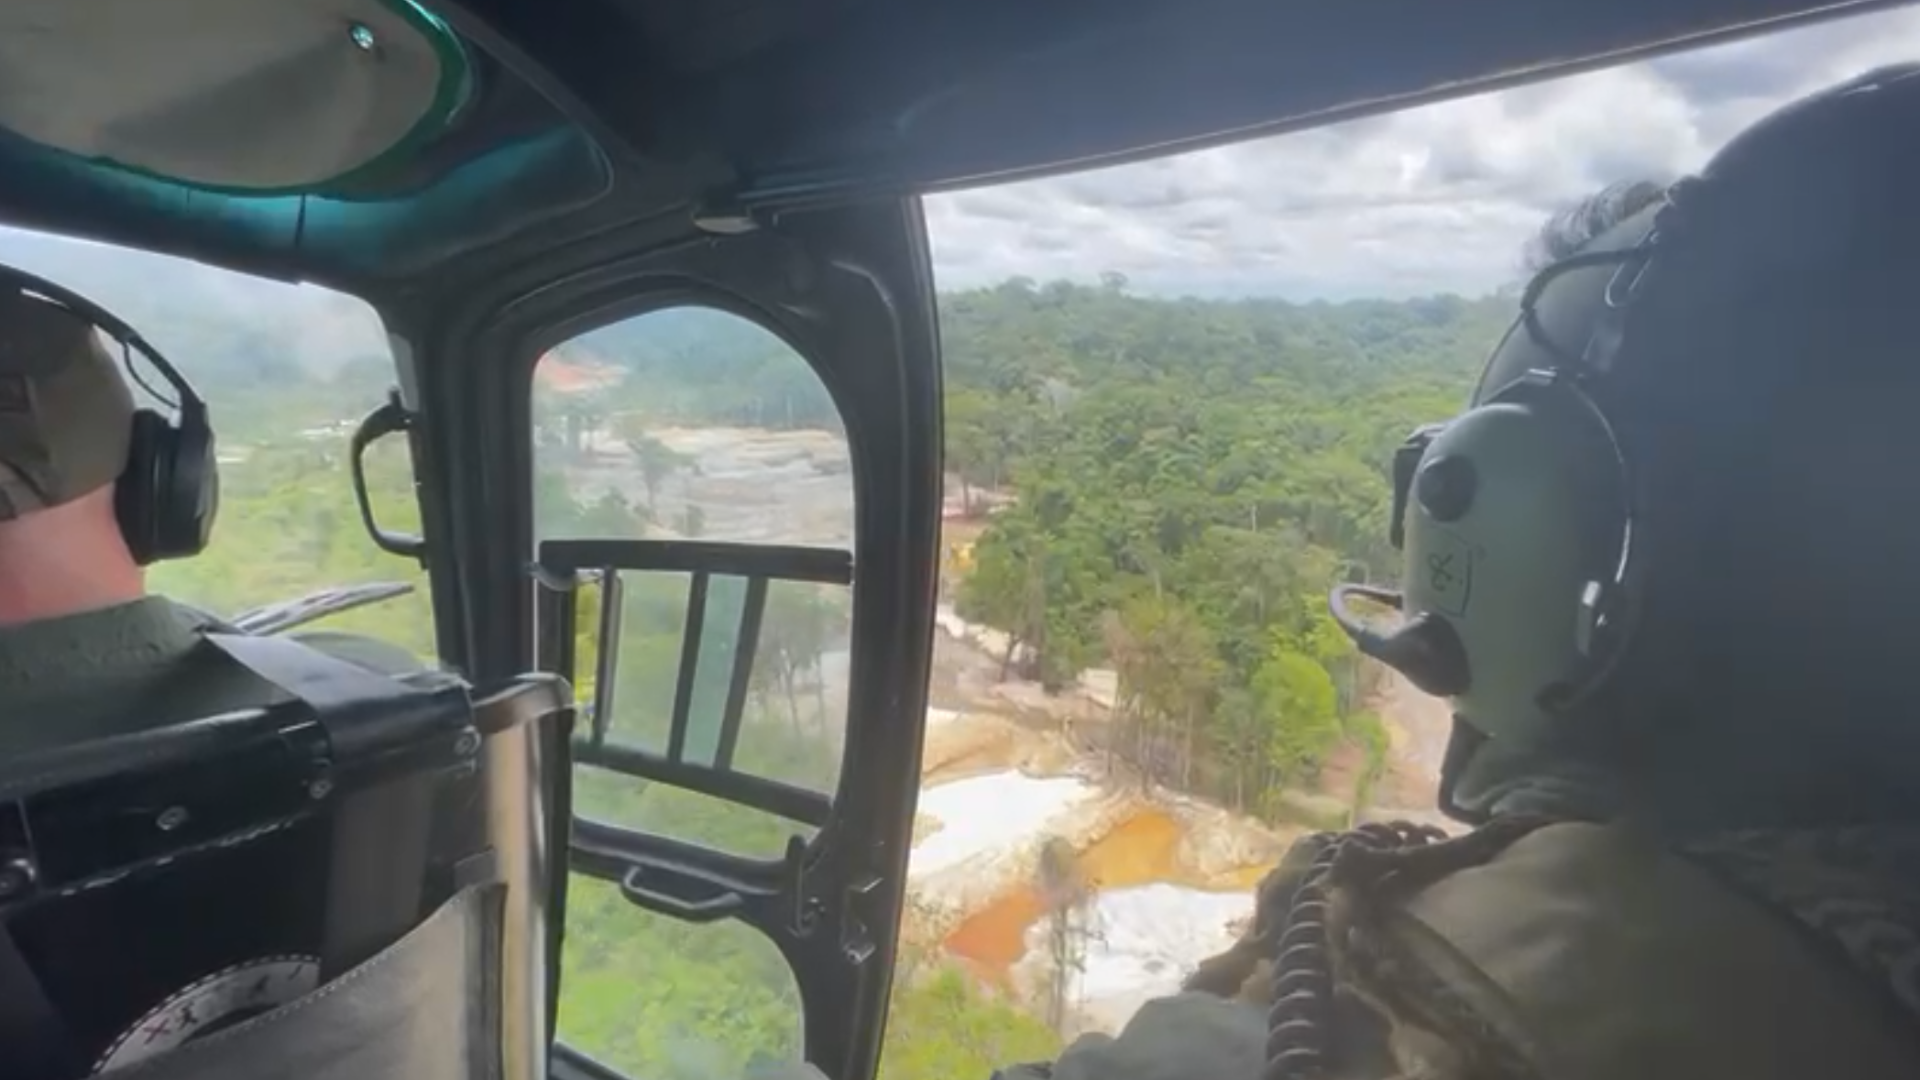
[664,571,709,765]
[715,576,768,772]
[573,744,830,826]
[538,539,852,586]
[534,538,848,827]
[588,569,624,748]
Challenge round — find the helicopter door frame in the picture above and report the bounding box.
[405,199,945,1080]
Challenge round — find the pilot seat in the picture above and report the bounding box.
[0,633,572,1080]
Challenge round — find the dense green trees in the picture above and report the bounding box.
[943,280,1498,813]
[569,311,842,433]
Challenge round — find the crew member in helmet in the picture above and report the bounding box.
[981,62,1920,1080]
[0,273,422,758]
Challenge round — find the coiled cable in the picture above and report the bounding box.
[1265,821,1448,1080]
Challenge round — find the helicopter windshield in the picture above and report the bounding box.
[0,225,437,656]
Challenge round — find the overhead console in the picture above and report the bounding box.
[0,0,610,282]
[0,0,473,194]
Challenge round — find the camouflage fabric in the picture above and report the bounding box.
[991,817,1920,1080]
[0,290,133,520]
[1678,824,1920,1039]
[1323,820,1920,1080]
[995,994,1267,1080]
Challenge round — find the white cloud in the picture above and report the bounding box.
[926,6,1920,300]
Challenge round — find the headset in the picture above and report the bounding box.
[0,265,218,565]
[1328,62,1920,755]
[1329,244,1644,747]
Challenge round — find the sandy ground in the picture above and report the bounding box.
[911,772,1104,883]
[1360,670,1453,829]
[562,421,1457,810]
[568,426,854,546]
[908,608,1456,1037]
[1050,886,1254,1033]
[906,762,1280,1037]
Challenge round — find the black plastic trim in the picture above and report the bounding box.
[573,746,832,827]
[539,538,853,586]
[717,576,769,772]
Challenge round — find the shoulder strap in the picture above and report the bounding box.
[201,631,463,759]
[201,631,468,977]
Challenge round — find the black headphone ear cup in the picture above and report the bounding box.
[115,408,217,565]
[116,409,168,566]
[166,413,218,558]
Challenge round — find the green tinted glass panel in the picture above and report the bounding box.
[559,875,805,1079]
[573,765,814,860]
[682,574,748,767]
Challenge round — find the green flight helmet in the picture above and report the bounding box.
[1329,204,1655,747]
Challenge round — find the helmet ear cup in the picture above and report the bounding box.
[1392,372,1631,743]
[115,406,217,566]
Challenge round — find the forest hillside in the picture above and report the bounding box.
[937,279,1502,815]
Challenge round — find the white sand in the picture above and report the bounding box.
[908,772,1101,879]
[1070,884,1251,1032]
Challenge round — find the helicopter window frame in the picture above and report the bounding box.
[522,290,869,1079]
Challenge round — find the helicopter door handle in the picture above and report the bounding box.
[619,864,745,923]
[350,392,428,562]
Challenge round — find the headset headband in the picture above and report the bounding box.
[0,265,206,423]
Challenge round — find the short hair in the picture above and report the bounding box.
[1522,180,1670,273]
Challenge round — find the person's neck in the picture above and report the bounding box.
[0,560,145,628]
[0,491,148,628]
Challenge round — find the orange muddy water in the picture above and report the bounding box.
[941,809,1263,975]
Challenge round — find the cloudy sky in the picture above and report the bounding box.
[926,5,1920,300]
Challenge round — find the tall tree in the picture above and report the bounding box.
[1034,836,1095,1035]
[617,425,694,511]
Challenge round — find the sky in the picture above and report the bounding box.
[924,4,1920,300]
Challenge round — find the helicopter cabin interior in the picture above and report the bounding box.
[0,1,1910,1078]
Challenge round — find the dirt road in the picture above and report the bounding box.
[1362,669,1454,826]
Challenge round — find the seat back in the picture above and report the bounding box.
[0,634,572,1080]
